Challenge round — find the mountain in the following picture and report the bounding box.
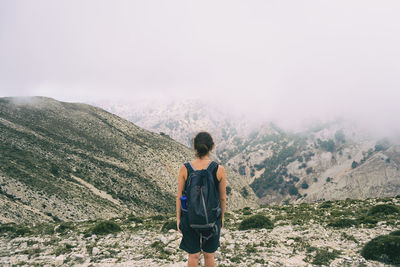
[226,119,400,205]
[92,98,254,161]
[0,97,257,224]
[94,99,400,205]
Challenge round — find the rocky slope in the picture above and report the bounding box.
[92,98,253,159]
[0,196,399,266]
[95,98,400,206]
[0,97,256,224]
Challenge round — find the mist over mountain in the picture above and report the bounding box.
[94,98,400,205]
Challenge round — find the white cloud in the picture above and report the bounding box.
[1,0,400,135]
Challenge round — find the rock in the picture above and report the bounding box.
[55,255,65,266]
[164,247,176,254]
[286,239,294,245]
[20,242,27,249]
[159,235,168,245]
[71,254,85,261]
[92,247,100,256]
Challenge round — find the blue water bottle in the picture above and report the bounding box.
[180,195,187,210]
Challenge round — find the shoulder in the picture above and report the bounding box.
[179,164,188,180]
[216,164,226,181]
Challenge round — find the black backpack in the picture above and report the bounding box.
[183,161,222,240]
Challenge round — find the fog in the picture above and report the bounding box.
[1,0,400,135]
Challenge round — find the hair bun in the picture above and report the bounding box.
[193,131,214,158]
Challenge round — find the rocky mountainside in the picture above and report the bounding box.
[94,99,400,205]
[226,120,400,205]
[1,196,399,266]
[93,98,253,159]
[0,97,257,224]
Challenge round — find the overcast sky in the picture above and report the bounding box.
[1,1,400,134]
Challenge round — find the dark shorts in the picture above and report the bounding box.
[179,211,222,254]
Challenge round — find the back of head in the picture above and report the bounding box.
[193,132,214,158]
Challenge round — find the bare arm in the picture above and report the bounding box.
[217,165,227,227]
[176,165,187,232]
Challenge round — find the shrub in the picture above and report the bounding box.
[367,204,399,216]
[298,163,307,169]
[301,182,309,189]
[351,161,358,169]
[56,222,74,234]
[306,167,313,174]
[0,223,17,234]
[241,187,249,198]
[238,165,246,175]
[161,221,177,232]
[242,207,252,215]
[335,130,345,143]
[238,214,273,230]
[127,214,143,223]
[226,186,232,195]
[89,220,121,235]
[327,218,357,228]
[288,185,298,196]
[361,234,400,264]
[356,215,378,226]
[0,223,31,237]
[319,201,332,209]
[292,176,300,182]
[150,215,166,221]
[375,138,390,151]
[390,230,400,236]
[312,247,341,265]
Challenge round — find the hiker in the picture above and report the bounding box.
[176,132,227,267]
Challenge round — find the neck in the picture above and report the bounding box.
[198,156,210,160]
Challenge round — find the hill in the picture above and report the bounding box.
[0,97,256,223]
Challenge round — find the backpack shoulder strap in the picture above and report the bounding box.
[184,162,194,173]
[183,162,194,192]
[207,161,218,172]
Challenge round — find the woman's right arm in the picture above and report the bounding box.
[176,165,186,233]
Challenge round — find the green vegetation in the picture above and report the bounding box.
[334,130,346,143]
[88,220,121,235]
[161,220,177,232]
[0,223,31,237]
[240,187,249,198]
[238,214,273,230]
[367,204,399,216]
[375,138,390,151]
[351,161,358,168]
[127,214,144,223]
[312,247,341,266]
[54,243,74,256]
[361,232,400,264]
[56,222,75,234]
[317,138,335,153]
[288,185,298,196]
[327,218,357,228]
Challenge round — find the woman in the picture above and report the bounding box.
[176,131,227,267]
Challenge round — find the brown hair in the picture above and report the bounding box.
[193,132,214,158]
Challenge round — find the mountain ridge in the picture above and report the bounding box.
[0,96,257,224]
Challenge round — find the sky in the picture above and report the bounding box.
[1,0,400,134]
